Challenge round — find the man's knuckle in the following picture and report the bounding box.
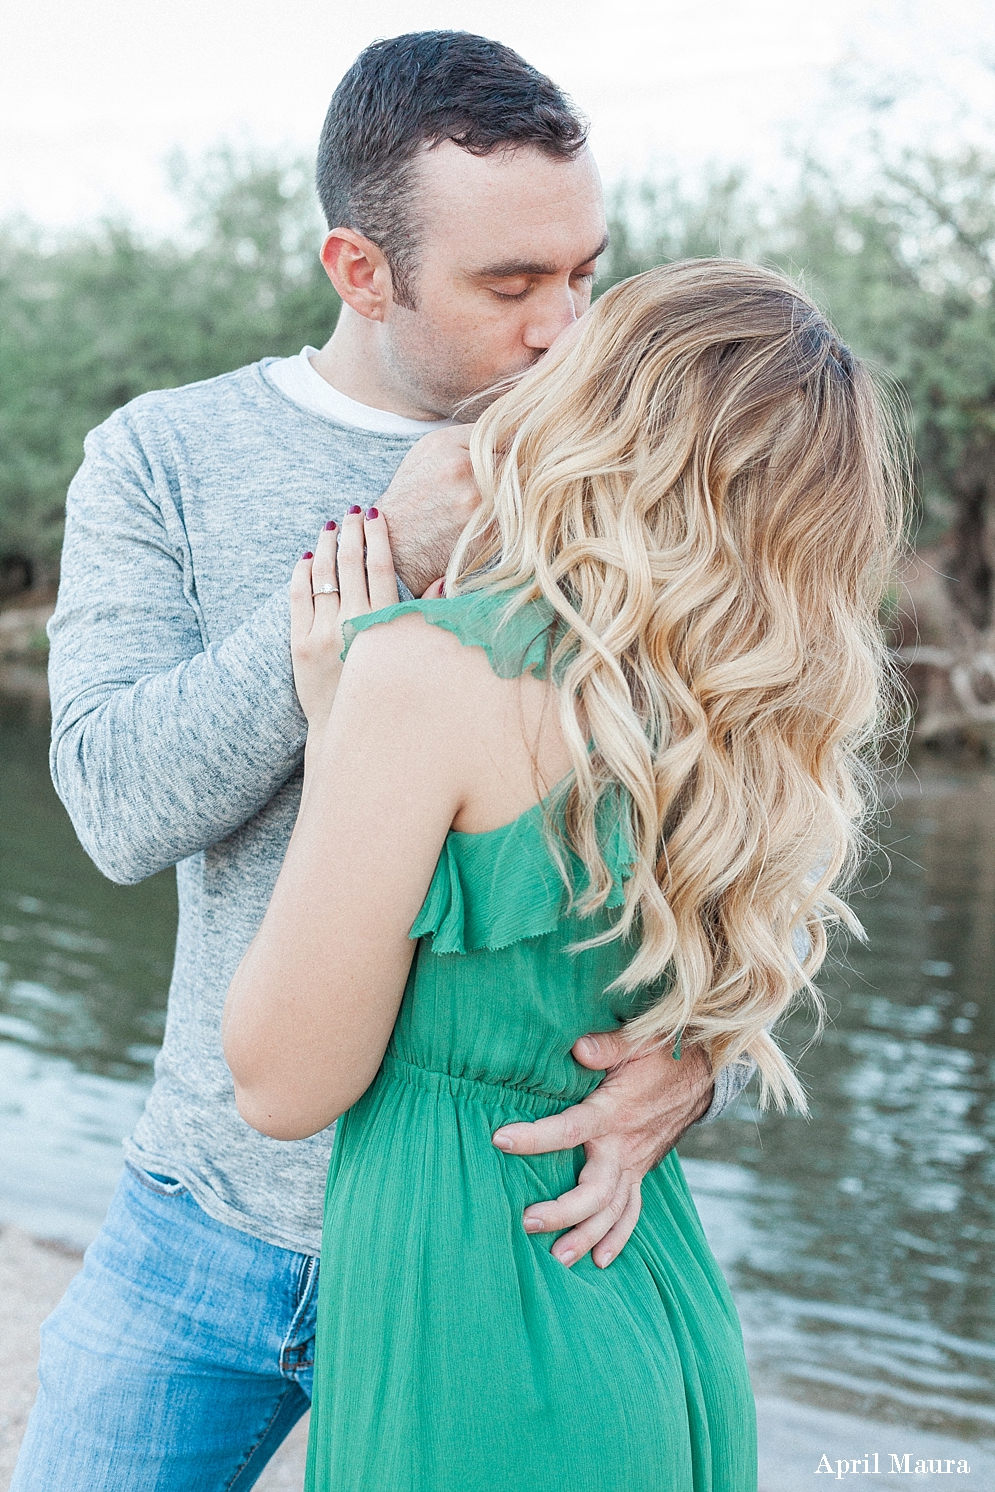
[612,1101,641,1132]
[608,1192,629,1223]
[590,1170,616,1202]
[589,1127,621,1158]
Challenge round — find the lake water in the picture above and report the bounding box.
[2,680,993,1472]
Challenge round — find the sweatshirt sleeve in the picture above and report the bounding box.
[695,1056,755,1125]
[48,411,308,885]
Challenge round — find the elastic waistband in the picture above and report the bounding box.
[380,1054,574,1121]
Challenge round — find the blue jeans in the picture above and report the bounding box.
[11,1165,318,1491]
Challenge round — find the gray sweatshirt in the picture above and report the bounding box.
[48,358,751,1256]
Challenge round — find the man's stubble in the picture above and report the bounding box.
[381,304,544,422]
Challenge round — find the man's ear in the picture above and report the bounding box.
[319,228,395,322]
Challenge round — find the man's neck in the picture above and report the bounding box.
[310,307,445,423]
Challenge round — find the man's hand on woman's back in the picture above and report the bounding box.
[492,1035,715,1269]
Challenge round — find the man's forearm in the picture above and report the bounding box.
[48,408,315,884]
[50,588,306,884]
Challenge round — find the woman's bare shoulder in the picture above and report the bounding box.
[343,608,503,705]
[343,608,570,833]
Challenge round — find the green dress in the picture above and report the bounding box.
[305,590,757,1492]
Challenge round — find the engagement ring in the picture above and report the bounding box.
[314,583,339,596]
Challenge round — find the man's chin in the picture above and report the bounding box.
[453,357,543,422]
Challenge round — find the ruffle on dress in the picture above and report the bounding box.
[341,589,560,679]
[411,793,636,955]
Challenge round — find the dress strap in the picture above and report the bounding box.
[341,589,561,681]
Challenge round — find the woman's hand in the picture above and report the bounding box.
[290,506,399,736]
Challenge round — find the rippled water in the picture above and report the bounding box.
[0,686,176,1239]
[1,683,993,1460]
[680,763,995,1449]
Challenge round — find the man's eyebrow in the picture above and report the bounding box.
[472,234,610,279]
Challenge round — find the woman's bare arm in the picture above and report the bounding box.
[223,504,569,1142]
[222,615,468,1140]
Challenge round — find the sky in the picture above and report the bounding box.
[0,0,992,233]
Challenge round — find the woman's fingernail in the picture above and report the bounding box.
[302,551,313,560]
[347,504,362,514]
[324,520,336,531]
[523,1214,544,1232]
[492,1133,513,1152]
[365,507,379,520]
[557,1249,577,1266]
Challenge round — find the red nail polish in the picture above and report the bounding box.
[366,507,379,520]
[347,505,362,515]
[302,551,313,560]
[324,520,336,531]
[439,579,445,597]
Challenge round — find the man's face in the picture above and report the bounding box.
[381,142,608,418]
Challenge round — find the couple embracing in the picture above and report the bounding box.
[14,29,900,1492]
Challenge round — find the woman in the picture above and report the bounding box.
[222,260,902,1490]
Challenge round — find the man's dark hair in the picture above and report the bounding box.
[316,31,588,308]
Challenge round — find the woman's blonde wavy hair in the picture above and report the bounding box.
[448,258,906,1112]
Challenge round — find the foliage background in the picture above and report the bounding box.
[1,140,993,590]
[0,153,338,587]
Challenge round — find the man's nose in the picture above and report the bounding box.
[522,283,578,350]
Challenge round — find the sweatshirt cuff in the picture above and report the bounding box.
[695,1057,756,1125]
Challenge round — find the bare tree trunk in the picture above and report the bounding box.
[898,431,995,745]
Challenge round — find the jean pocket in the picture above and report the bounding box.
[126,1162,189,1197]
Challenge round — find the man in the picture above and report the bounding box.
[13,31,752,1491]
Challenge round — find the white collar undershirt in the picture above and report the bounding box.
[267,347,451,437]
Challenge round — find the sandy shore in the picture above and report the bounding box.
[0,1226,306,1492]
[3,1223,994,1491]
[0,1228,82,1491]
